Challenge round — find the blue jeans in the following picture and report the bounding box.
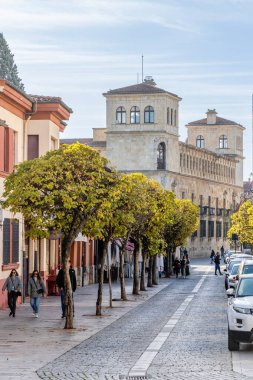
[30,297,40,313]
[215,263,222,275]
[60,289,74,316]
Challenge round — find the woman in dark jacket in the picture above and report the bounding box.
[2,269,22,317]
[28,270,47,318]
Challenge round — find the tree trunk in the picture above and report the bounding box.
[147,255,153,287]
[132,243,139,295]
[152,254,158,285]
[119,249,127,300]
[165,247,171,277]
[140,250,146,291]
[107,251,113,308]
[61,238,74,329]
[96,241,107,316]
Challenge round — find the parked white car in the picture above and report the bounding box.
[227,274,253,351]
[227,263,240,289]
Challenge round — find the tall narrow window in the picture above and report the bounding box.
[0,126,15,173]
[167,107,170,124]
[116,106,126,124]
[3,218,19,265]
[196,135,205,148]
[174,109,177,126]
[130,106,140,124]
[28,135,39,160]
[171,109,173,125]
[219,135,228,149]
[157,142,166,169]
[144,106,154,123]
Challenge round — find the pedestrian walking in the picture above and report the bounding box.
[28,270,47,318]
[210,249,215,264]
[214,252,223,275]
[185,257,190,276]
[1,269,22,317]
[220,245,225,259]
[173,258,181,278]
[180,256,186,278]
[183,248,189,260]
[56,261,77,318]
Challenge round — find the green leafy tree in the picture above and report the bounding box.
[228,200,253,244]
[0,33,25,91]
[163,199,199,276]
[3,143,115,328]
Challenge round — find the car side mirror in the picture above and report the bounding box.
[226,288,235,298]
[236,275,239,280]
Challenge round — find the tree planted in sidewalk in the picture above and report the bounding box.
[228,200,253,244]
[3,143,115,329]
[163,199,199,276]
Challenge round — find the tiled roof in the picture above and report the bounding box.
[103,83,181,99]
[187,116,240,126]
[60,138,106,148]
[29,94,73,113]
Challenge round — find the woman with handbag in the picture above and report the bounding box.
[1,269,22,317]
[28,270,46,318]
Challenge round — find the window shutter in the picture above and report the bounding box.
[12,219,19,263]
[3,218,11,264]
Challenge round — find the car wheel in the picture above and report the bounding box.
[228,328,240,351]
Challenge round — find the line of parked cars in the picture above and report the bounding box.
[224,251,253,351]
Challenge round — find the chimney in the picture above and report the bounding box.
[206,109,217,124]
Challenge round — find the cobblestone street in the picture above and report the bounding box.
[35,260,253,380]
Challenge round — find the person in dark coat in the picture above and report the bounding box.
[210,249,215,264]
[214,252,223,275]
[56,261,77,318]
[173,258,181,278]
[2,269,22,317]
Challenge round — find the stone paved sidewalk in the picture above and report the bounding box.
[0,275,172,380]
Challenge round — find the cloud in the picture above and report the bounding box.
[0,0,195,32]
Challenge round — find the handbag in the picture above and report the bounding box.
[33,278,44,295]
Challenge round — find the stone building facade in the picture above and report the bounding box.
[62,79,244,257]
[104,80,244,257]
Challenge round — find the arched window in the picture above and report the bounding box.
[167,107,170,124]
[116,106,126,124]
[219,135,228,149]
[196,135,205,148]
[130,106,140,124]
[144,106,154,123]
[157,142,166,169]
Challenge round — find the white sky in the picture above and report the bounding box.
[1,0,253,179]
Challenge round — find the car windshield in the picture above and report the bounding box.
[242,265,253,275]
[237,278,253,297]
[231,265,239,275]
[228,260,241,271]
